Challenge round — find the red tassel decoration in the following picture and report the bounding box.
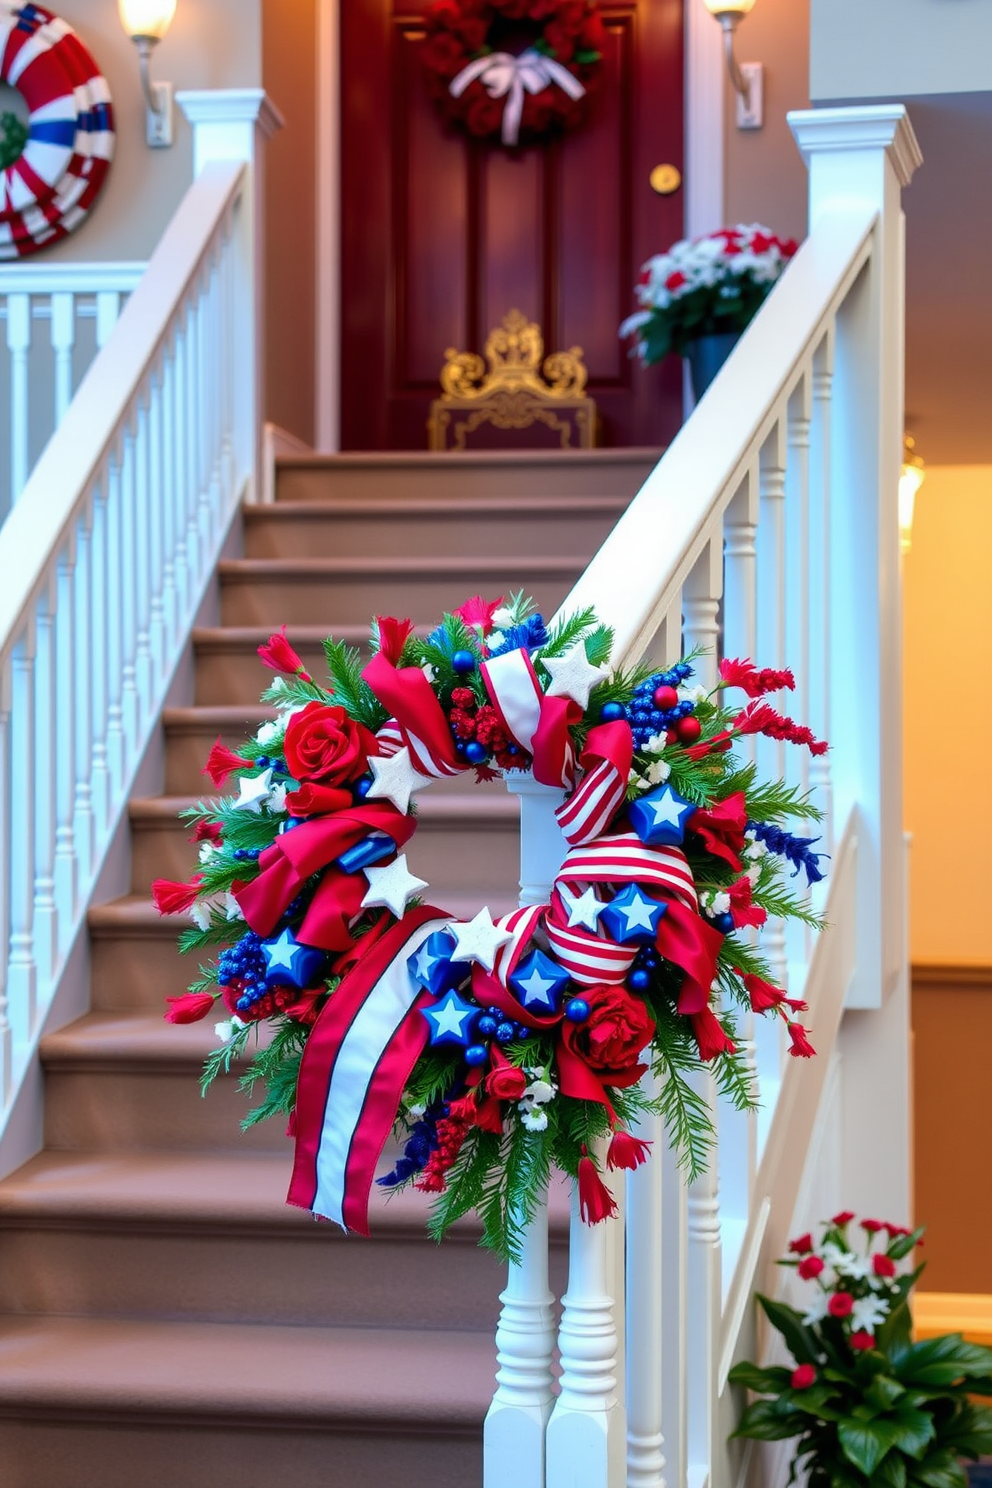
[202,737,247,787]
[607,1129,652,1172]
[151,876,204,915]
[578,1146,618,1224]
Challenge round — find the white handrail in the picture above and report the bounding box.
[0,156,255,1137]
[488,104,921,1488]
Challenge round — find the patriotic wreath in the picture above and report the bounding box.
[0,4,114,261]
[421,0,605,148]
[156,596,829,1261]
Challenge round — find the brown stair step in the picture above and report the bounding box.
[130,790,522,893]
[217,555,584,627]
[0,1315,492,1488]
[39,1012,285,1154]
[275,446,661,505]
[244,494,627,560]
[89,888,521,1012]
[193,623,400,703]
[0,1150,565,1331]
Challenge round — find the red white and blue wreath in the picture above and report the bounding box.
[156,596,828,1261]
[0,4,114,260]
[421,0,605,148]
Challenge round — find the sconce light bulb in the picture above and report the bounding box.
[118,0,177,42]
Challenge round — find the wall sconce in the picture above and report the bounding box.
[118,0,177,148]
[702,0,763,132]
[899,436,925,557]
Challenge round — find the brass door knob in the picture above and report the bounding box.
[649,163,682,196]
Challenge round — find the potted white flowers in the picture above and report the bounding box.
[620,223,798,400]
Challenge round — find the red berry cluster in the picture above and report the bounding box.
[415,1104,473,1194]
[449,687,531,771]
[221,979,323,1026]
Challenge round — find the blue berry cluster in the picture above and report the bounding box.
[476,1005,532,1044]
[626,944,662,992]
[491,613,548,656]
[254,754,285,772]
[231,847,261,862]
[217,931,269,1013]
[377,1104,442,1188]
[625,661,696,751]
[747,820,828,885]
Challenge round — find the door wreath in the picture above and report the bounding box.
[0,4,114,260]
[421,0,606,147]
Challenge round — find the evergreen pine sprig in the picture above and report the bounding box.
[322,639,389,730]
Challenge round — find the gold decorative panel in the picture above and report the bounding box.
[427,310,598,451]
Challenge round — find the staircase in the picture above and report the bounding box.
[0,449,657,1488]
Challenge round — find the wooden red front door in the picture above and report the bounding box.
[340,1,684,450]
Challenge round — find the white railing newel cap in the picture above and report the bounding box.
[176,88,284,176]
[788,105,923,190]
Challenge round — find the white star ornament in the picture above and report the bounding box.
[541,643,609,709]
[365,746,433,815]
[233,767,273,813]
[361,853,429,918]
[448,908,513,972]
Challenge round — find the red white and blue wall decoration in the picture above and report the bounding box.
[0,4,114,260]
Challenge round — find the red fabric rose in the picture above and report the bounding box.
[873,1253,896,1278]
[861,1218,884,1233]
[568,983,655,1078]
[832,1211,856,1226]
[466,89,506,137]
[788,1232,814,1255]
[421,30,466,78]
[798,1255,825,1280]
[283,702,375,787]
[791,1364,816,1389]
[485,1063,528,1101]
[828,1292,854,1318]
[850,1331,876,1352]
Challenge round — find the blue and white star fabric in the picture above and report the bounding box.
[600,885,668,945]
[261,927,327,988]
[407,929,471,997]
[421,988,478,1047]
[628,782,696,847]
[509,950,571,1014]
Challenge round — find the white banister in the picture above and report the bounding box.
[492,105,921,1488]
[0,90,280,1151]
[0,264,145,521]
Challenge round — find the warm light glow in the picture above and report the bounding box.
[899,437,925,556]
[702,0,757,16]
[118,0,176,41]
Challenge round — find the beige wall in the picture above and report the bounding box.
[723,0,810,244]
[811,0,992,102]
[904,466,992,965]
[262,0,318,447]
[34,0,262,263]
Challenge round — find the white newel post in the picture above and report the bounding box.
[787,106,921,1223]
[485,772,563,1488]
[176,90,284,506]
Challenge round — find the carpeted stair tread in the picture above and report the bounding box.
[0,1149,571,1235]
[40,1010,229,1068]
[248,493,628,518]
[219,554,586,577]
[130,789,520,822]
[0,1314,496,1426]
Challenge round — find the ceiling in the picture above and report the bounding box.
[900,93,992,464]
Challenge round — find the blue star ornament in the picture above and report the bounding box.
[261,927,327,989]
[600,885,667,946]
[629,782,696,847]
[407,930,471,997]
[509,950,571,1014]
[421,988,478,1048]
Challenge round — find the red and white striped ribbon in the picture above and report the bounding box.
[545,889,636,986]
[557,756,627,847]
[491,904,545,985]
[556,833,698,910]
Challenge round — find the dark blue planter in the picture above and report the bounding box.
[684,331,741,402]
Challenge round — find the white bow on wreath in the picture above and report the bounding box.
[449,47,587,147]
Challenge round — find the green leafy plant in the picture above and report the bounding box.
[730,1214,992,1488]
